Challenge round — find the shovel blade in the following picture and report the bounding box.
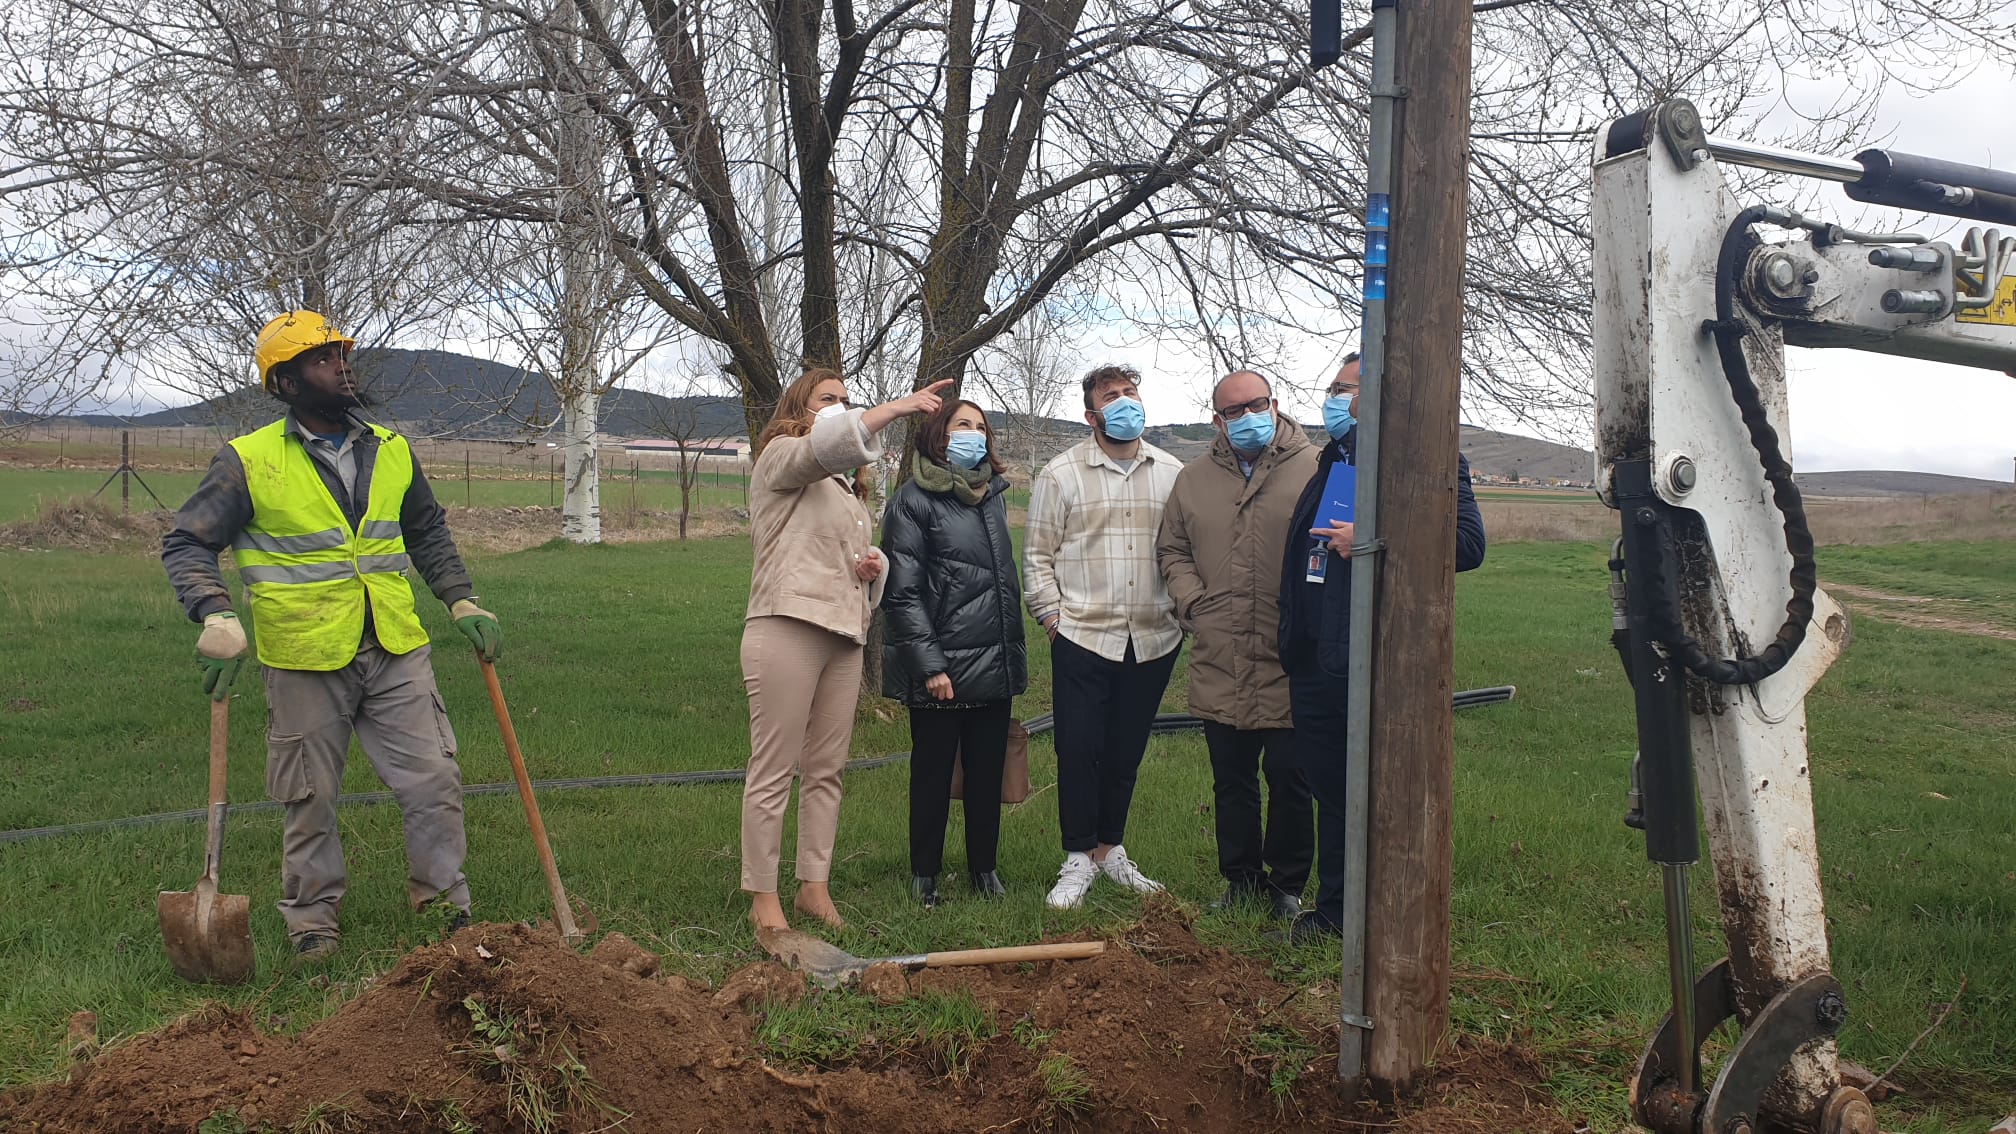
[158,883,255,985]
[756,926,867,990]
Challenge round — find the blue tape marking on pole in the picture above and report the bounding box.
[1367,193,1391,229]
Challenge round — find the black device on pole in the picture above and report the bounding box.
[1311,0,1342,67]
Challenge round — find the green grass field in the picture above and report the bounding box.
[0,535,2011,1130]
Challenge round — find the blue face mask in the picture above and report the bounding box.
[1323,395,1357,440]
[945,430,988,470]
[1224,411,1275,453]
[1096,396,1146,442]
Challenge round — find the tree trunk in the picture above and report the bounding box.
[561,388,601,544]
[677,452,695,539]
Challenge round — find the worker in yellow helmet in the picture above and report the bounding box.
[161,310,501,960]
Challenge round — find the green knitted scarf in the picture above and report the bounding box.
[911,449,992,506]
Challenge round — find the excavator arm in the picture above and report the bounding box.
[1592,98,2016,1134]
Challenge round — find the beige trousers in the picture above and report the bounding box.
[739,615,863,892]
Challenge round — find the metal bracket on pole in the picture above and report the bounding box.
[1340,1012,1376,1032]
[1349,537,1388,559]
[1371,84,1410,100]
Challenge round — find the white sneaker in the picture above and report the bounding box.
[1045,852,1098,909]
[1096,844,1163,894]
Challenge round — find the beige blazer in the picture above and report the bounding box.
[745,409,886,643]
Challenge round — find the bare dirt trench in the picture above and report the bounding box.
[0,909,1576,1134]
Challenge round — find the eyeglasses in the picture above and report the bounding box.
[1214,396,1272,420]
[1326,384,1359,398]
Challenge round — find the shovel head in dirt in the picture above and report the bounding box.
[758,926,1104,991]
[159,700,255,985]
[159,867,254,984]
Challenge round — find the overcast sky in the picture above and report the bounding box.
[1770,71,2016,482]
[1094,65,2016,481]
[60,58,2016,481]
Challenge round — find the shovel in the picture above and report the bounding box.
[758,926,1104,990]
[478,654,584,943]
[158,698,256,984]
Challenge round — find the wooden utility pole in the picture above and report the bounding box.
[1362,0,1472,1098]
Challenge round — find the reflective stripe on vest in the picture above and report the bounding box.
[228,419,430,670]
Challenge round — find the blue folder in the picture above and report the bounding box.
[1314,462,1356,530]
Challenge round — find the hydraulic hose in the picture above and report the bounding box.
[1636,205,1818,687]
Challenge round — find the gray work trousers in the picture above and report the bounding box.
[263,641,469,942]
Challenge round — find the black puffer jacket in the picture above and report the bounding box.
[878,469,1028,708]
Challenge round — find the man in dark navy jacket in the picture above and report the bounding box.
[1275,354,1487,944]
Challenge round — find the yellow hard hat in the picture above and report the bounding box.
[255,311,354,392]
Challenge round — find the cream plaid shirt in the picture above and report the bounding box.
[1023,437,1184,663]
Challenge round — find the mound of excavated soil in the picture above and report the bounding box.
[0,499,171,551]
[0,912,1575,1133]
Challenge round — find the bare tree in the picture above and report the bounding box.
[623,363,740,538]
[411,0,2009,438]
[7,0,2007,450]
[0,0,469,431]
[972,298,1079,478]
[663,399,733,541]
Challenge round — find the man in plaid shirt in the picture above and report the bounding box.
[1023,364,1184,909]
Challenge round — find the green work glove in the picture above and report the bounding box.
[451,598,502,662]
[195,611,248,702]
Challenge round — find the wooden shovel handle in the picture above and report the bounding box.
[479,655,582,942]
[208,698,230,807]
[202,697,230,883]
[921,941,1106,968]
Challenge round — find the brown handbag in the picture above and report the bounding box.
[949,719,1031,805]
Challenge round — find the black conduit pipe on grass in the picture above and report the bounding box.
[0,688,1517,844]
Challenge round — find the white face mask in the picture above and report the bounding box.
[815,402,849,419]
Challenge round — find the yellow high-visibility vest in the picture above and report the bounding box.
[228,420,429,670]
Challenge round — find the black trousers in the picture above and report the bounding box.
[1050,635,1179,853]
[1286,662,1352,927]
[908,699,1013,876]
[1202,722,1312,897]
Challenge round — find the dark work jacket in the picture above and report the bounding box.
[878,469,1029,708]
[1277,427,1487,679]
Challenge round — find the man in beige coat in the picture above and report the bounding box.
[1156,369,1318,920]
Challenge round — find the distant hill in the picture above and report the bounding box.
[1793,470,2010,498]
[12,347,2009,496]
[1457,425,1593,484]
[14,348,749,441]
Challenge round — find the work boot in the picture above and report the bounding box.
[425,897,471,937]
[1269,891,1304,923]
[293,933,339,962]
[1266,913,1341,948]
[1208,883,1264,912]
[1095,845,1162,894]
[969,870,1007,899]
[911,875,942,909]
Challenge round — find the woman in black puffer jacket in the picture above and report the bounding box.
[879,397,1028,907]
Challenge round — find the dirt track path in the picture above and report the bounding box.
[1826,582,2016,641]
